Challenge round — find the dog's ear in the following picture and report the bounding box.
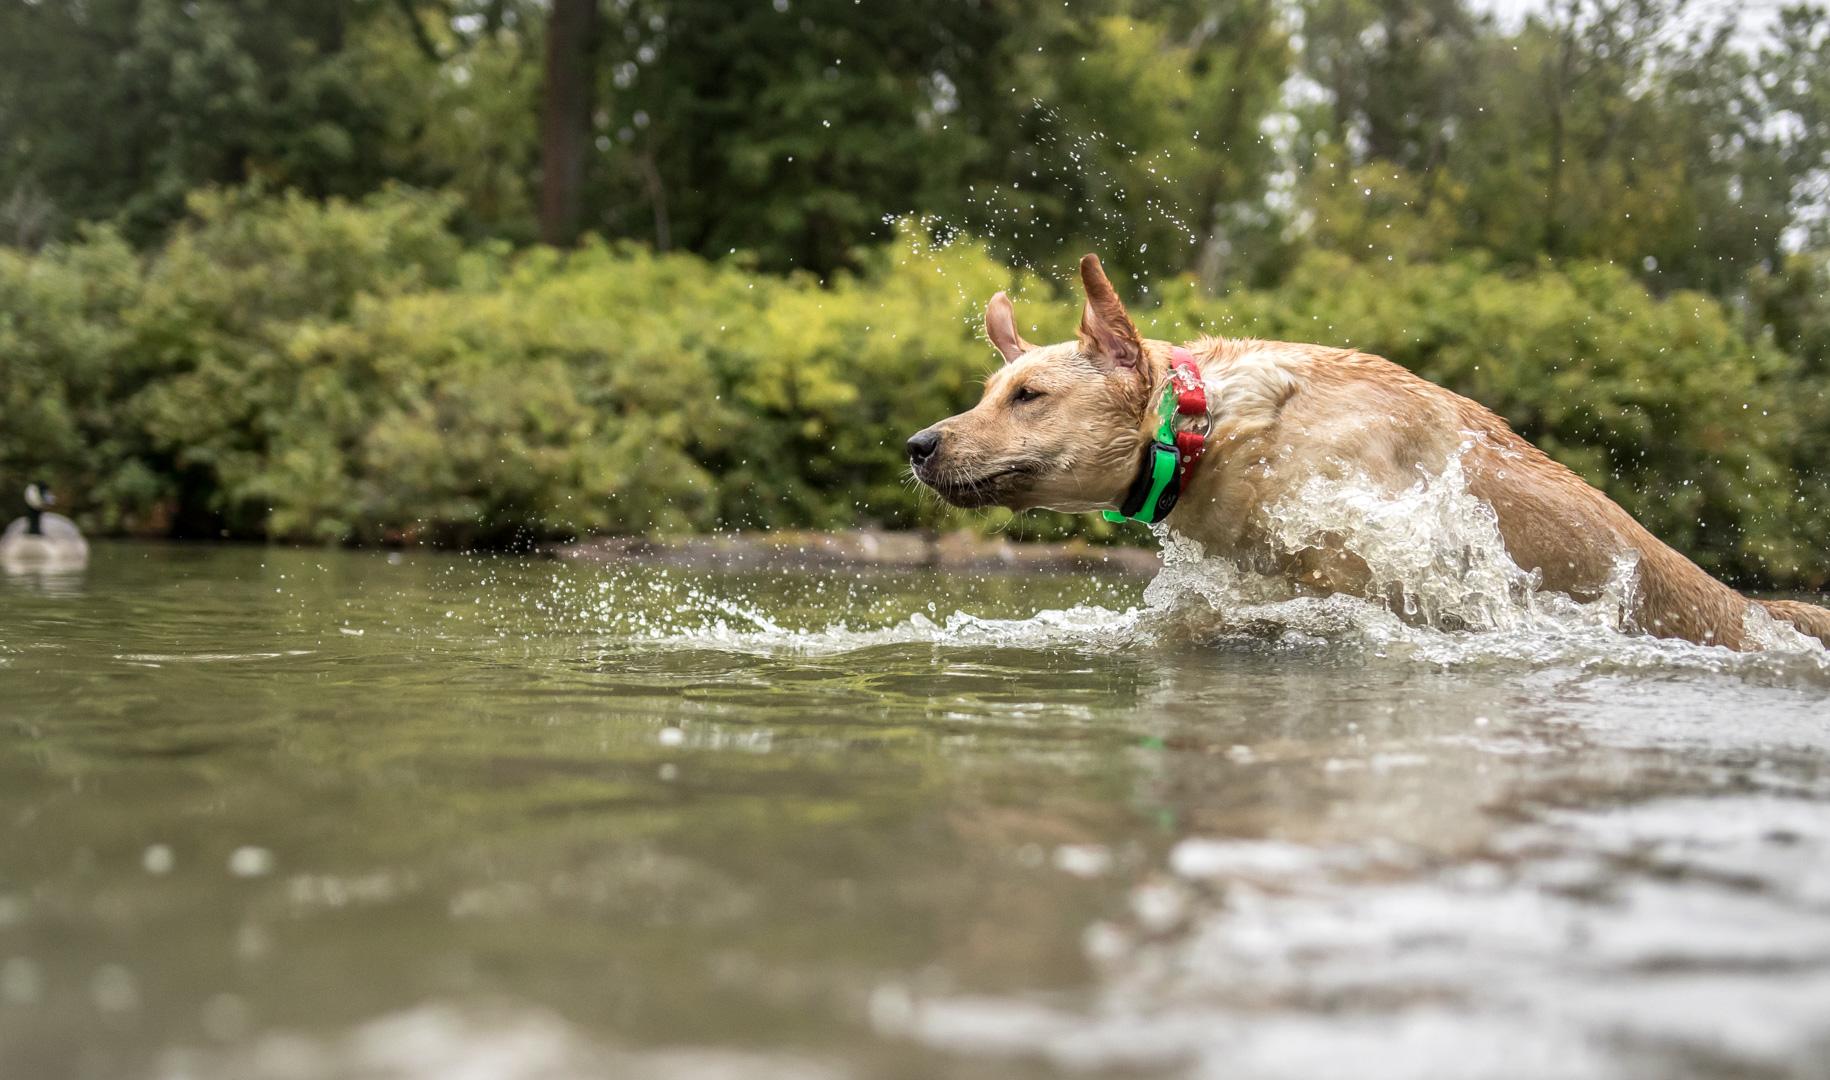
[985,291,1033,364]
[1077,254,1143,372]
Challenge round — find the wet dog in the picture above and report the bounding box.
[908,254,1830,650]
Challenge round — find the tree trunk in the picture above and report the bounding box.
[1542,5,1581,259]
[539,0,599,246]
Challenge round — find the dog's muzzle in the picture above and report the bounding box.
[906,428,941,468]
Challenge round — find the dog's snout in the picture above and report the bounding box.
[906,429,942,466]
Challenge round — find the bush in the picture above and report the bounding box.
[2,188,1824,586]
[0,226,161,532]
[0,191,1058,545]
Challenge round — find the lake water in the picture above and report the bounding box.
[3,541,1829,1080]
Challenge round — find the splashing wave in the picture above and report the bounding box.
[547,459,1827,680]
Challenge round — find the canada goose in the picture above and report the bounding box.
[1,482,89,570]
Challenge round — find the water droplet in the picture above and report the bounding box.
[142,845,174,875]
[228,847,274,878]
[91,965,140,1013]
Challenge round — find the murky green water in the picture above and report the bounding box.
[3,542,1830,1080]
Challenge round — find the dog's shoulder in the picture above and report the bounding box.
[1191,337,1307,422]
[1193,337,1393,434]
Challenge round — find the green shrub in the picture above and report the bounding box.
[1,188,1824,587]
[0,227,164,532]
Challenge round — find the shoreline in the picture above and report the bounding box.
[543,528,1160,576]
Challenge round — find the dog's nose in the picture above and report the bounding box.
[906,429,942,466]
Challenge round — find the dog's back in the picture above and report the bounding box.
[1196,342,1827,649]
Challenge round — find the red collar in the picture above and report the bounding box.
[1166,346,1209,469]
[1101,346,1209,525]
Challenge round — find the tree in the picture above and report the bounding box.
[538,0,600,245]
[980,0,1292,287]
[580,0,1014,273]
[0,0,389,244]
[1290,0,1830,297]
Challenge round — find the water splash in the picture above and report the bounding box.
[1131,453,1827,677]
[514,458,1828,682]
[1257,453,1638,634]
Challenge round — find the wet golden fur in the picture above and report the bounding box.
[911,255,1830,650]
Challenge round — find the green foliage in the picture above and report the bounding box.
[0,0,1300,283]
[972,0,1292,286]
[4,189,1826,587]
[0,187,462,537]
[1294,0,1830,295]
[591,0,1007,273]
[0,0,392,244]
[1,0,1827,584]
[6,0,1825,314]
[0,194,1045,546]
[344,10,544,242]
[0,227,161,531]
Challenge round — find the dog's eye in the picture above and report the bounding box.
[1011,385,1044,404]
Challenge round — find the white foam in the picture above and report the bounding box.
[529,452,1829,684]
[1132,451,1825,678]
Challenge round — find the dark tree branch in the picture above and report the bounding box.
[393,0,447,64]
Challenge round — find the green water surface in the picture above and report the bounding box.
[3,543,1829,1080]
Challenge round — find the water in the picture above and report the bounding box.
[3,541,1829,1080]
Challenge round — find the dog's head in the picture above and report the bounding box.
[908,254,1157,513]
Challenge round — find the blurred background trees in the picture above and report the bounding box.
[1,0,1827,584]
